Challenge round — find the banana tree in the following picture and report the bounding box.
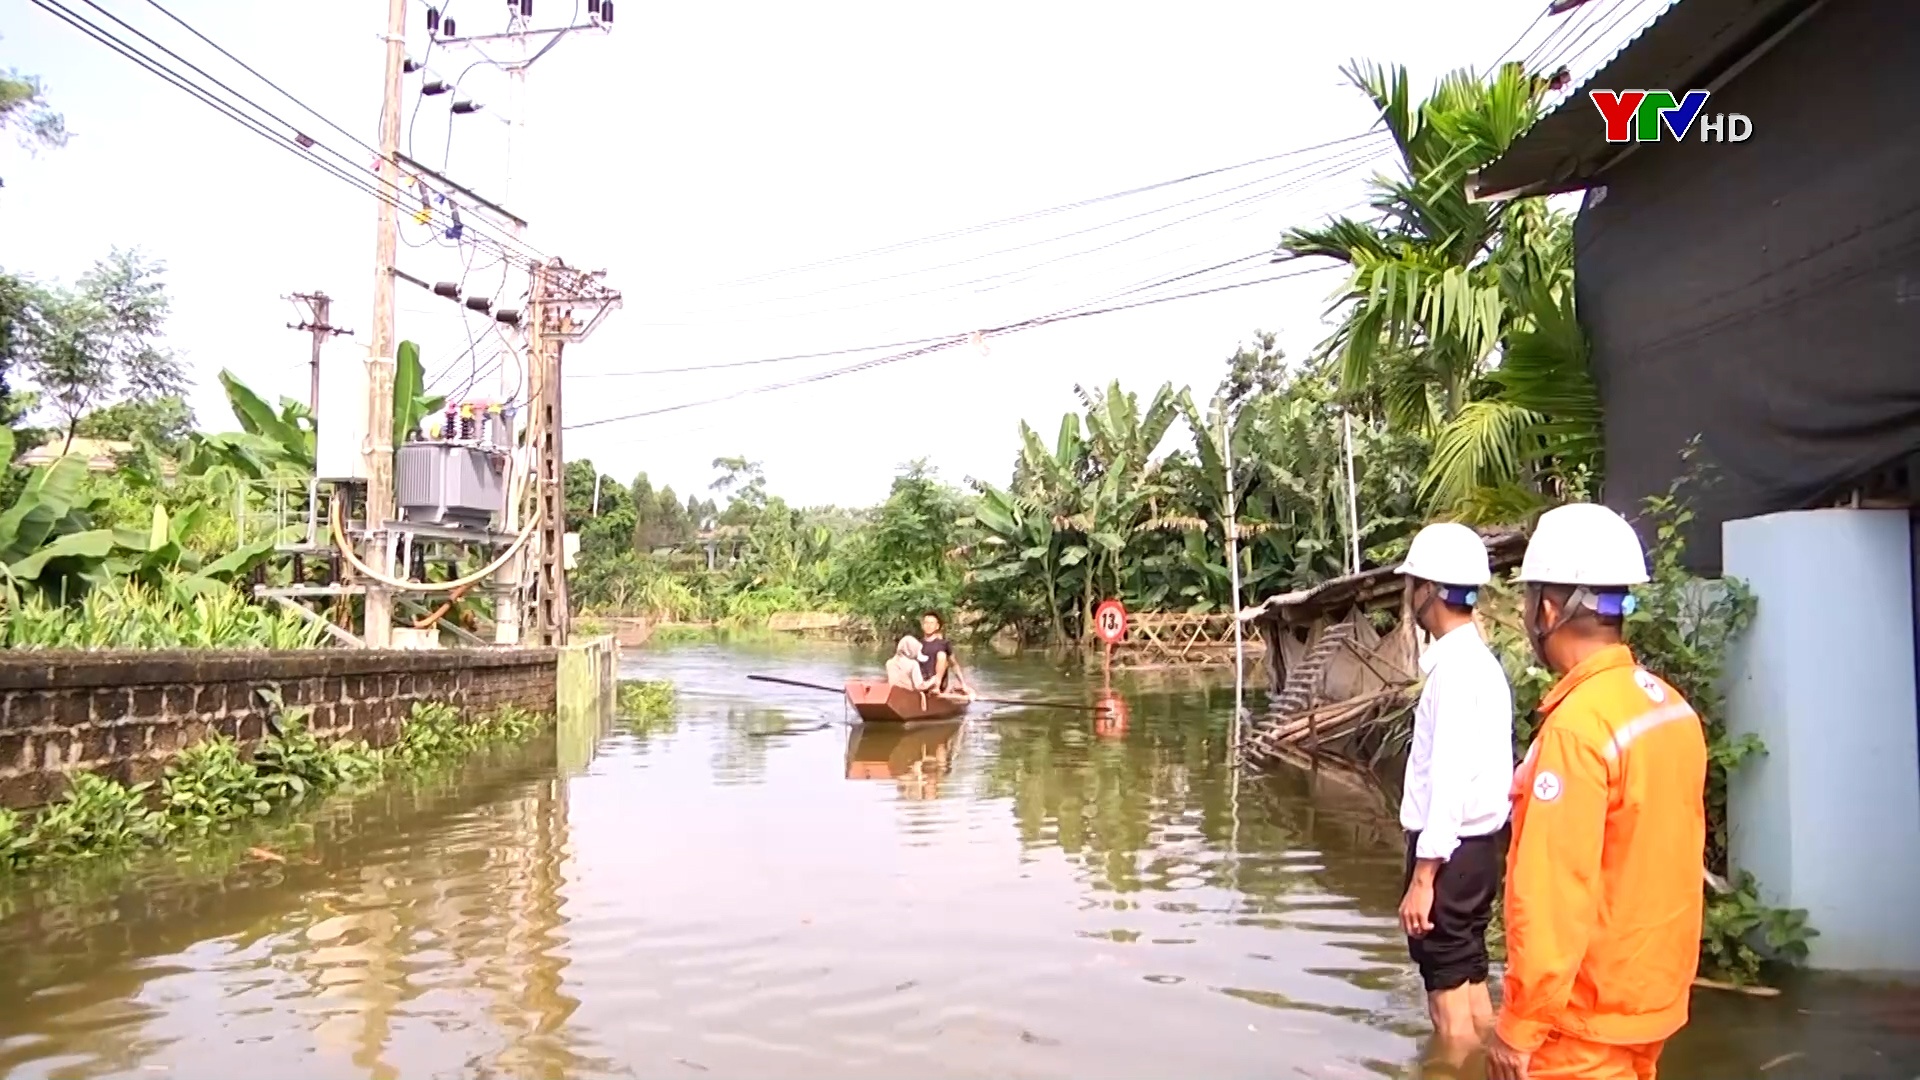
[0,428,119,601]
[964,482,1067,645]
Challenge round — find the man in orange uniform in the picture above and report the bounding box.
[1485,503,1707,1080]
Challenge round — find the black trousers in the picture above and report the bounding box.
[1402,827,1507,993]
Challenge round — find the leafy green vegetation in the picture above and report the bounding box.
[0,699,548,873]
[616,679,676,721]
[4,576,325,648]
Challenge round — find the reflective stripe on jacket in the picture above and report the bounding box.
[1497,644,1707,1052]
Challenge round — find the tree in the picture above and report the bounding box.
[18,249,185,454]
[76,394,197,451]
[1,47,70,188]
[833,460,966,632]
[1215,331,1287,412]
[1281,61,1596,520]
[709,456,767,524]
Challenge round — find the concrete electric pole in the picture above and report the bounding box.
[286,292,352,417]
[363,0,409,648]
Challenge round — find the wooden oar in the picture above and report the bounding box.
[746,674,1113,714]
[747,674,844,695]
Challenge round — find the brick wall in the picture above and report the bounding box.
[0,648,559,809]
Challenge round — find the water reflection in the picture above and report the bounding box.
[844,721,962,799]
[0,641,1915,1079]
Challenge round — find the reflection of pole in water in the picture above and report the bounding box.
[1222,409,1245,749]
[1221,408,1246,917]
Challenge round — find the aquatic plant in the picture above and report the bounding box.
[0,700,551,873]
[617,679,676,721]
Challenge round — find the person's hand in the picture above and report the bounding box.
[1483,1028,1530,1080]
[1398,878,1435,938]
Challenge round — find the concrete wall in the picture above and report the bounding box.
[0,648,559,809]
[1724,508,1920,971]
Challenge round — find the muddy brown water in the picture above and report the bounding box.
[0,640,1916,1079]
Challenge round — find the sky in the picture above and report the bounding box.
[0,0,1664,510]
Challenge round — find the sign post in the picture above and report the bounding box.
[1094,599,1128,687]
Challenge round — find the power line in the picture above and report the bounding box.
[1485,3,1552,72]
[565,252,1275,382]
[634,137,1387,330]
[61,0,547,271]
[564,262,1336,430]
[682,134,1390,313]
[702,130,1384,291]
[28,0,440,242]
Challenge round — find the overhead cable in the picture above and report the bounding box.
[563,262,1336,430]
[703,130,1384,290]
[53,0,547,271]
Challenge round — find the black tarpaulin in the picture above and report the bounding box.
[1573,0,1920,574]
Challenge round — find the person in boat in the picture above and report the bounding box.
[885,636,938,692]
[917,611,975,701]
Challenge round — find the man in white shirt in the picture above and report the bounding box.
[1393,522,1515,1053]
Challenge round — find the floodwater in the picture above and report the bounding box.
[1,641,1918,1079]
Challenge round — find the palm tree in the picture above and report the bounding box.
[1282,60,1600,520]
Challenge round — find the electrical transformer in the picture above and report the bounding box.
[395,400,513,529]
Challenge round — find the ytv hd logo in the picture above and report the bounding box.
[1590,90,1752,143]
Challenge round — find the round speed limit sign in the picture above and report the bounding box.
[1093,599,1128,645]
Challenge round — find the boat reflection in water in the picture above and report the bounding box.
[844,720,963,800]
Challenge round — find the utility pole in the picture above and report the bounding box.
[362,0,409,649]
[286,292,352,417]
[527,261,571,646]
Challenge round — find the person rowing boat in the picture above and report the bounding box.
[918,611,975,702]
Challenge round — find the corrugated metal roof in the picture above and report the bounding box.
[1471,0,1825,200]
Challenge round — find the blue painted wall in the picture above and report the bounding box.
[1723,508,1920,971]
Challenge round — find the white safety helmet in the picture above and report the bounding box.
[1396,521,1492,587]
[1517,502,1649,587]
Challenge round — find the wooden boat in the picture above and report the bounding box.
[843,678,971,722]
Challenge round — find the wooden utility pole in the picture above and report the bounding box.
[362,0,409,648]
[286,292,351,417]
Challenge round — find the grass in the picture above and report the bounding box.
[0,699,548,873]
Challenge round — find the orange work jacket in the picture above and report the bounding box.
[1498,644,1707,1053]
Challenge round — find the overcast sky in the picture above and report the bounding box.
[1,0,1661,508]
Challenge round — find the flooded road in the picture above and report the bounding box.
[1,640,1917,1078]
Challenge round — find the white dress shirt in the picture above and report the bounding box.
[1398,623,1515,862]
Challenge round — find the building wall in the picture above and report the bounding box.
[1574,0,1920,574]
[0,648,559,809]
[1723,508,1920,971]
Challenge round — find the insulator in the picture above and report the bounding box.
[520,0,532,16]
[433,281,460,299]
[464,296,492,313]
[451,100,483,115]
[404,57,422,73]
[601,0,613,24]
[494,308,523,327]
[587,0,601,15]
[425,6,440,32]
[422,80,450,96]
[442,16,457,36]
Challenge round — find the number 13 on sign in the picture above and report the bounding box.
[1094,600,1128,685]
